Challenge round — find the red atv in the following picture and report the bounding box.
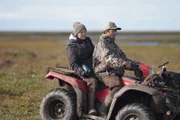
[40,62,180,120]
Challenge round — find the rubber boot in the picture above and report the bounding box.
[99,86,120,118]
[87,78,97,115]
[88,88,97,115]
[98,103,108,118]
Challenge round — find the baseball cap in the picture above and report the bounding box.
[104,22,122,31]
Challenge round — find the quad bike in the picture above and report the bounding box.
[40,62,180,120]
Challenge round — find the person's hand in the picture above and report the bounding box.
[132,63,139,71]
[122,60,132,69]
[131,61,140,70]
[80,70,91,78]
[133,64,142,78]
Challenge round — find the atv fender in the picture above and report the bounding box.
[46,71,87,91]
[107,85,166,120]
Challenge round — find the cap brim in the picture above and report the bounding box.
[111,27,122,30]
[117,28,122,30]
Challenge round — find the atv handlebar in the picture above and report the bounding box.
[158,62,169,68]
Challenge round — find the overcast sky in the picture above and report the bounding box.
[0,0,180,31]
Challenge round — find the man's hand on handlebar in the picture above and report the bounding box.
[132,62,142,78]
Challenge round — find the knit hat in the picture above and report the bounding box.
[73,22,81,28]
[73,24,87,36]
[104,22,121,31]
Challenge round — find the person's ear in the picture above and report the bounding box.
[104,30,109,34]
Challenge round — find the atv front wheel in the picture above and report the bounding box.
[40,88,77,120]
[115,103,156,120]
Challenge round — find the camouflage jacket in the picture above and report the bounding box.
[93,34,134,76]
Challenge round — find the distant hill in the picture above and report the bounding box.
[0,31,180,41]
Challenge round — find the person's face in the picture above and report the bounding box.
[77,29,87,40]
[106,29,117,39]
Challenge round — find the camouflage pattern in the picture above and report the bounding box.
[93,34,134,77]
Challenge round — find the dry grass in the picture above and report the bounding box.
[0,39,180,119]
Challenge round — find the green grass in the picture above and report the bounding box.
[0,40,68,120]
[0,39,180,119]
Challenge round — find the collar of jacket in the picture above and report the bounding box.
[69,33,77,40]
[100,34,115,43]
[69,37,88,45]
[68,33,77,44]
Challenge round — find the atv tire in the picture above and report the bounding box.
[40,88,77,120]
[115,103,156,120]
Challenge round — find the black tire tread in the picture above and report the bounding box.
[115,103,156,120]
[40,88,76,120]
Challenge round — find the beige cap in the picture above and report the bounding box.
[73,24,87,36]
[104,22,121,31]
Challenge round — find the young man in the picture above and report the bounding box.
[93,22,137,118]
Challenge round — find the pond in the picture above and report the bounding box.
[115,41,159,46]
[58,39,159,46]
[57,40,180,47]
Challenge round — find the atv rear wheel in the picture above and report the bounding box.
[115,103,156,120]
[40,88,77,120]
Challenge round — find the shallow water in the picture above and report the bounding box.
[117,41,159,46]
[57,40,180,48]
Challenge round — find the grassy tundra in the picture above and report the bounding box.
[0,32,180,120]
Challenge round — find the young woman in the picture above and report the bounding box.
[66,23,97,115]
